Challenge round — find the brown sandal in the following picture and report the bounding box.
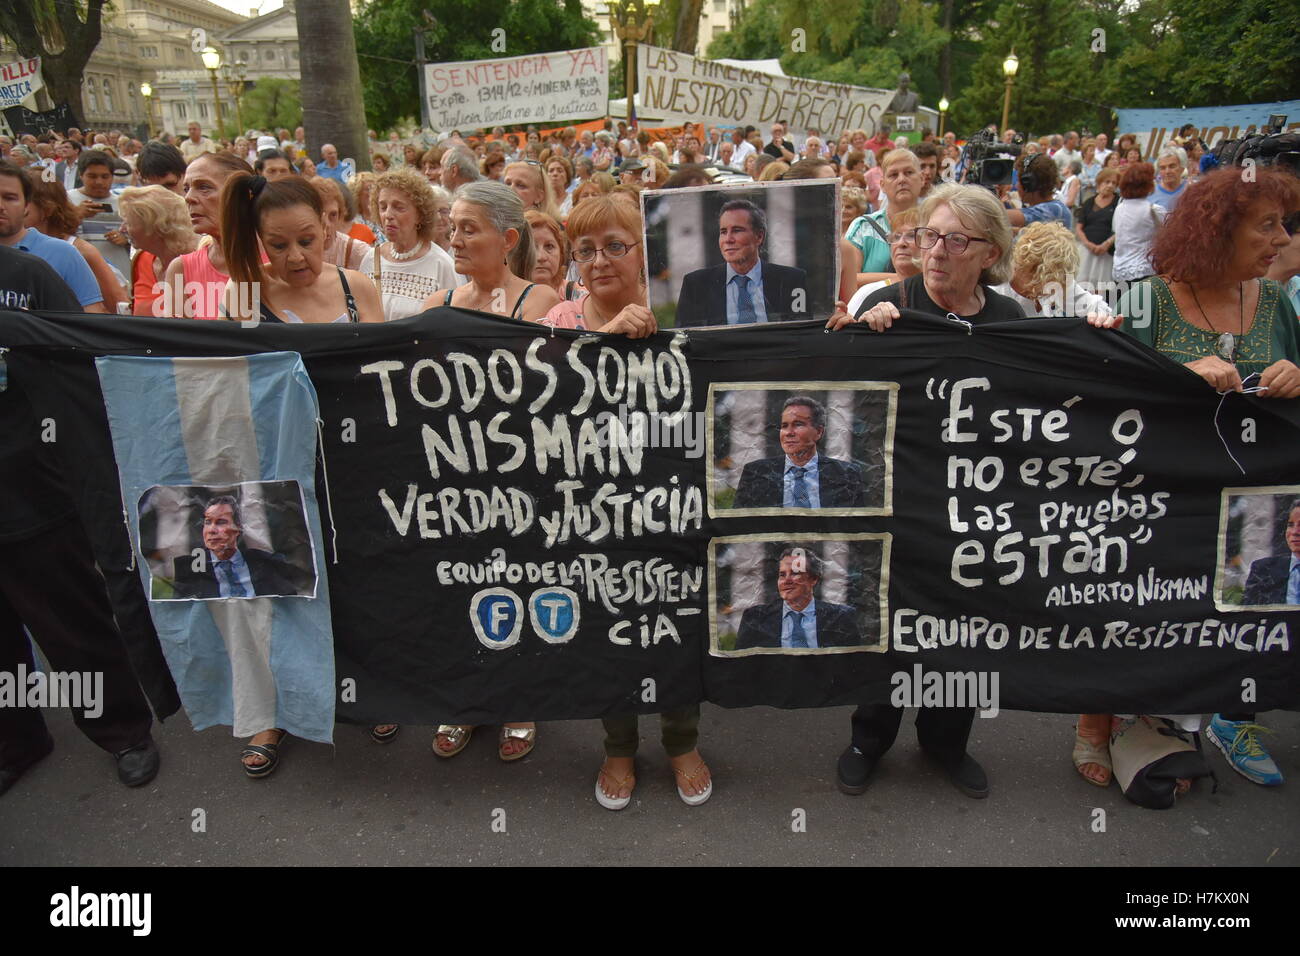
[1073,714,1112,787]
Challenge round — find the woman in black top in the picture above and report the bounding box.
[219,173,383,326]
[829,182,1024,331]
[418,180,560,324]
[1074,166,1119,286]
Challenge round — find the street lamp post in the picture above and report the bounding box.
[223,63,248,136]
[608,0,661,126]
[200,46,225,137]
[938,96,949,138]
[140,82,155,139]
[1000,50,1019,137]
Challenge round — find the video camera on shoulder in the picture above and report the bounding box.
[961,127,1022,187]
[1211,116,1300,175]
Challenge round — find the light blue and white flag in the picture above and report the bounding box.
[96,353,335,743]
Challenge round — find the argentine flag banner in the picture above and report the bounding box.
[96,352,335,743]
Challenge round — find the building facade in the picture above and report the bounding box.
[582,0,744,61]
[1,0,303,139]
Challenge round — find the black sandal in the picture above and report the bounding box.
[241,730,286,779]
[370,724,400,744]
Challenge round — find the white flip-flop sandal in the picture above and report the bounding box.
[674,761,713,806]
[595,765,635,811]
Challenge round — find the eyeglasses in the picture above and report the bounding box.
[573,239,640,262]
[886,229,918,244]
[914,227,993,254]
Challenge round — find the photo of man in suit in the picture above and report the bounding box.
[732,396,868,509]
[169,495,305,599]
[735,547,863,650]
[1242,499,1300,606]
[675,199,809,327]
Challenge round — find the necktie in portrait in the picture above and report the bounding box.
[732,274,757,324]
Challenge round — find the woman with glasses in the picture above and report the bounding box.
[358,167,458,322]
[832,183,1023,333]
[541,195,657,337]
[845,149,924,284]
[546,202,702,810]
[845,206,923,317]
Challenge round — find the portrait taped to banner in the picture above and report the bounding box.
[644,179,840,328]
[1215,486,1300,613]
[710,533,889,656]
[139,480,318,602]
[707,383,896,517]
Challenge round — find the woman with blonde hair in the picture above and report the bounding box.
[118,184,201,316]
[993,220,1112,316]
[758,161,789,182]
[502,160,560,219]
[846,148,924,279]
[358,167,457,321]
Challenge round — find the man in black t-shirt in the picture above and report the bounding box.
[0,244,160,797]
[763,121,796,162]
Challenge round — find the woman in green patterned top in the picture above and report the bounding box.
[1076,165,1300,794]
[1115,166,1300,397]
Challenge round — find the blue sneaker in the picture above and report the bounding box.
[1206,716,1283,786]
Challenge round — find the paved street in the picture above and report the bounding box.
[2,704,1296,866]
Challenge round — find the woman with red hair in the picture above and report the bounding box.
[1112,162,1164,283]
[1075,166,1300,795]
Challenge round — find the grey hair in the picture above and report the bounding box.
[783,395,826,432]
[204,494,242,530]
[1288,498,1300,515]
[918,183,1014,286]
[445,147,481,185]
[778,546,823,581]
[454,180,536,279]
[1157,145,1188,167]
[721,198,766,242]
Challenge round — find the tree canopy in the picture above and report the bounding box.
[353,0,600,132]
[707,0,1300,136]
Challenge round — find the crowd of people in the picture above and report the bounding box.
[1,107,1297,813]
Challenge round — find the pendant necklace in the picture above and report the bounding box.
[1188,281,1243,363]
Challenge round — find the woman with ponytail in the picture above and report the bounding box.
[162,151,253,319]
[219,172,382,325]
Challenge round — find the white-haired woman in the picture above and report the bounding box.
[827,186,1020,801]
[118,184,201,316]
[409,181,559,761]
[831,183,1025,330]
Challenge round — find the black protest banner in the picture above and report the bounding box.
[3,308,1297,726]
[3,103,75,136]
